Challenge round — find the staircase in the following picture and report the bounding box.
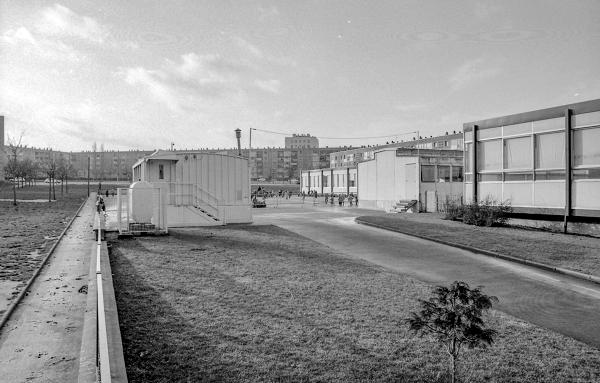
[193,185,222,223]
[192,205,220,222]
[391,200,418,213]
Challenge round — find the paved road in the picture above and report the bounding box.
[254,202,600,349]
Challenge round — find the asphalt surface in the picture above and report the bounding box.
[253,199,600,349]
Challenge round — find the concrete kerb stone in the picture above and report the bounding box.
[0,196,89,333]
[78,242,99,383]
[78,235,128,382]
[355,217,600,286]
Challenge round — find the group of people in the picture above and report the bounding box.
[324,193,358,207]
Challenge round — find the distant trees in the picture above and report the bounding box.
[407,281,498,383]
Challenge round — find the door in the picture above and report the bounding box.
[405,163,417,199]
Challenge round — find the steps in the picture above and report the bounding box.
[193,205,220,222]
[391,200,418,213]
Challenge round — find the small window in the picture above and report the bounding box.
[477,173,502,182]
[158,164,164,180]
[452,166,463,182]
[437,165,451,182]
[421,165,435,182]
[504,172,533,181]
[573,168,600,180]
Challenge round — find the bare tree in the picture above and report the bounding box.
[43,159,57,202]
[3,133,24,206]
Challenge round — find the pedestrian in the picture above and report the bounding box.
[349,194,354,206]
[325,194,329,204]
[338,194,343,206]
[105,189,109,198]
[355,195,359,207]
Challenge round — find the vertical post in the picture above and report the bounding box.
[320,169,324,195]
[564,109,572,233]
[308,170,311,191]
[331,169,334,194]
[87,156,90,197]
[472,125,478,203]
[346,167,350,195]
[117,188,122,233]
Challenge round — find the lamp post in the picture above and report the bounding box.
[235,128,242,156]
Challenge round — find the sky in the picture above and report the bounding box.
[1,0,599,152]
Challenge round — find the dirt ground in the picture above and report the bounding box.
[0,197,86,315]
[0,183,122,316]
[357,213,600,278]
[110,226,600,383]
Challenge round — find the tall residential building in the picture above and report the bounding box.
[285,134,319,149]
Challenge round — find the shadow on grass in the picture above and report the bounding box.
[109,240,227,383]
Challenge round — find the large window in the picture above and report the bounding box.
[504,136,532,169]
[477,140,502,171]
[573,127,600,166]
[535,132,564,169]
[437,165,451,182]
[421,165,435,182]
[158,164,164,180]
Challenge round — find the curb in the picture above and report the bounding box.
[355,218,600,286]
[0,196,90,332]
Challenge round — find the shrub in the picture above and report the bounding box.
[407,281,498,383]
[443,199,464,221]
[462,197,511,227]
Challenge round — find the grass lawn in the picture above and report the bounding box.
[109,225,600,383]
[357,214,600,278]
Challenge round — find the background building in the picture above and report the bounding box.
[329,132,463,168]
[464,98,600,219]
[285,134,319,149]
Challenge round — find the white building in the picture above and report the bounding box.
[464,98,600,221]
[358,148,463,212]
[132,150,252,227]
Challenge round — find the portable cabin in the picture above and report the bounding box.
[132,150,251,226]
[301,167,357,196]
[357,148,463,212]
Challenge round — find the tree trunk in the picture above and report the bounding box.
[451,353,457,383]
[12,181,17,206]
[52,177,56,200]
[61,178,64,195]
[48,178,51,202]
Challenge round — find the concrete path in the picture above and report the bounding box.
[0,196,95,382]
[253,205,600,349]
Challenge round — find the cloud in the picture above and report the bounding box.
[2,27,37,45]
[120,53,250,111]
[257,5,280,21]
[254,79,281,94]
[232,35,297,68]
[1,26,84,62]
[449,58,502,91]
[395,102,430,113]
[36,4,109,44]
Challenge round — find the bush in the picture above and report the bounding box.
[443,199,464,221]
[462,197,512,227]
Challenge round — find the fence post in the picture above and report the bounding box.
[116,189,122,233]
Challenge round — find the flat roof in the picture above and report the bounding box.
[463,98,600,131]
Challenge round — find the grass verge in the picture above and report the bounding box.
[356,214,600,278]
[109,225,600,383]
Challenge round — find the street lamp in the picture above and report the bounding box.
[234,128,242,156]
